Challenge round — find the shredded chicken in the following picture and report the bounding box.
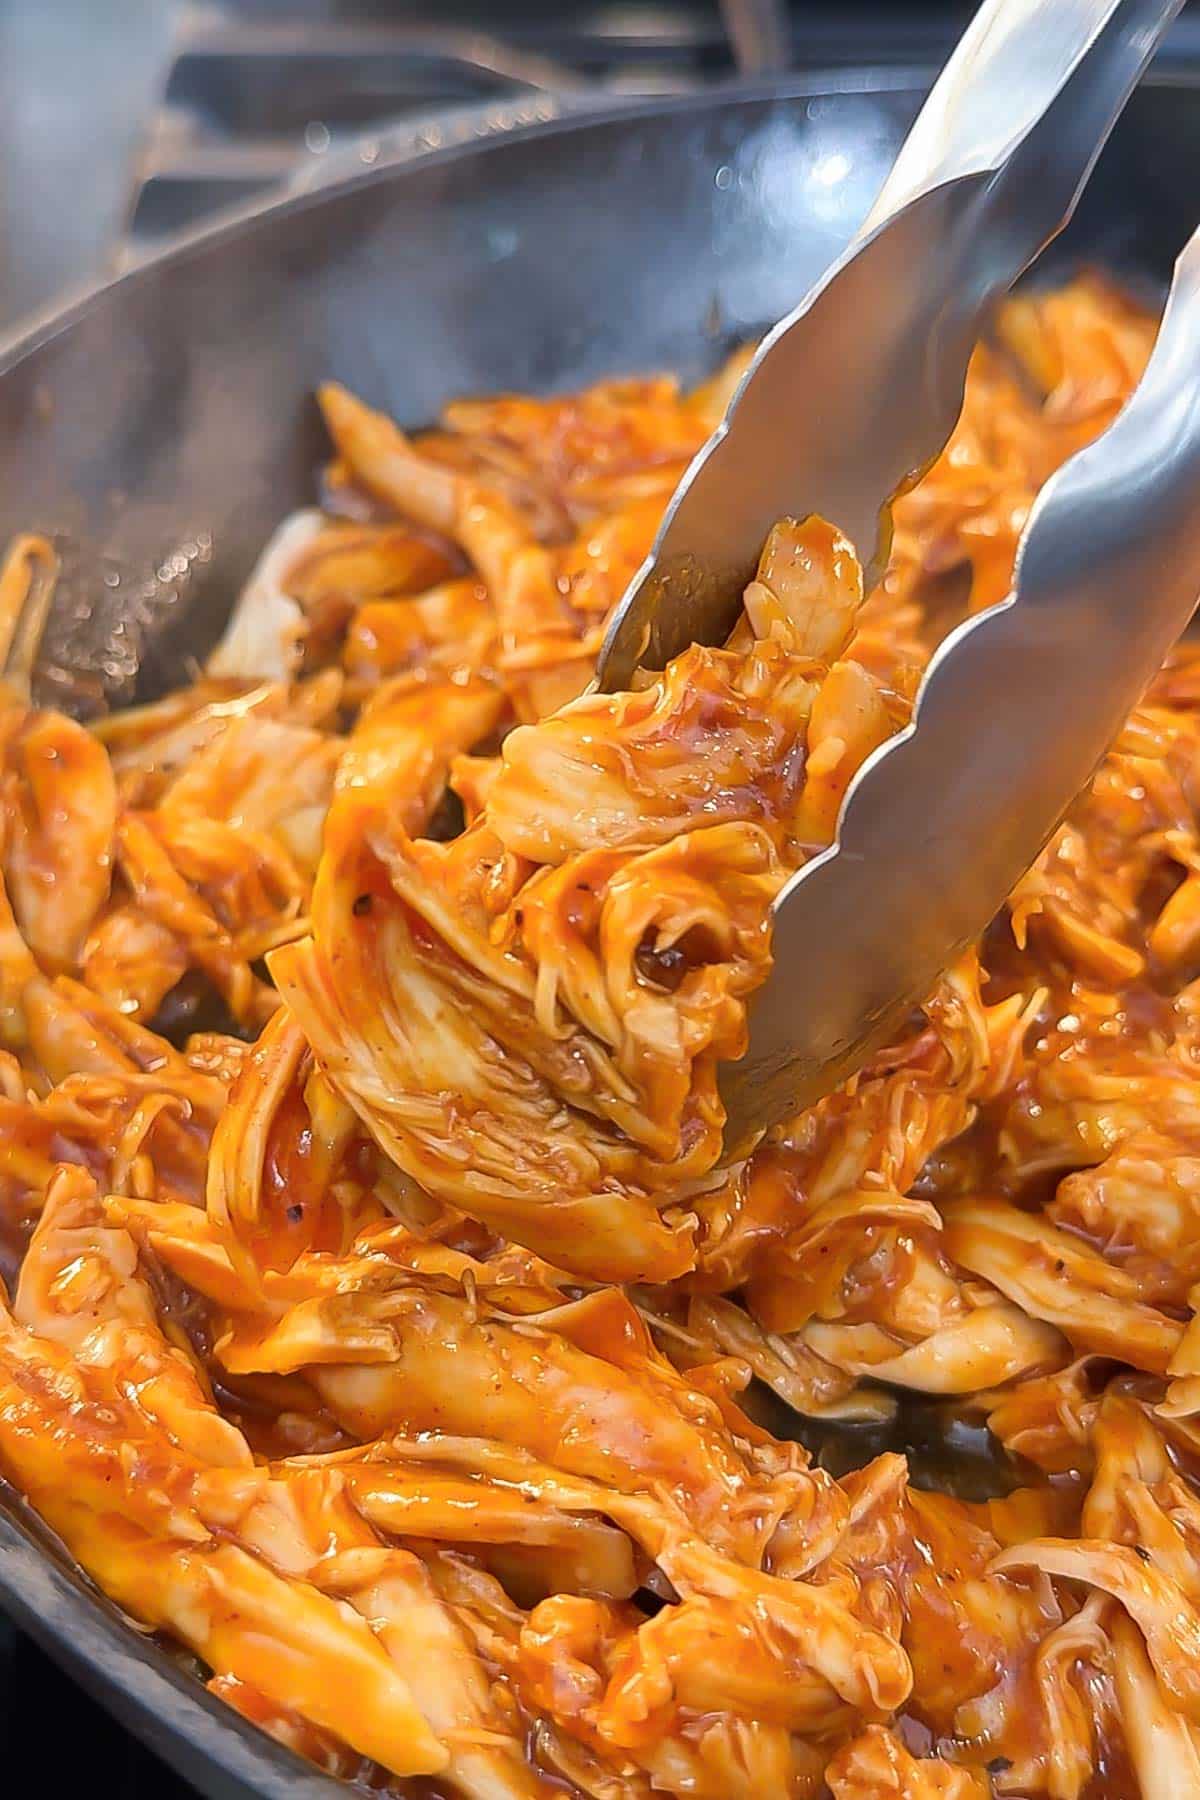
[0,275,1193,1796]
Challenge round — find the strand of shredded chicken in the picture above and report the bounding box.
[0,272,1196,1797]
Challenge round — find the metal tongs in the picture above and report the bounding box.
[595,0,1200,1152]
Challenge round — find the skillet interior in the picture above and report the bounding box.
[0,70,1197,1796]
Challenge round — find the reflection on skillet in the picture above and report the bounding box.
[0,271,1192,1796]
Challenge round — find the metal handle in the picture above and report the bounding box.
[865,0,1180,231]
[859,0,1186,469]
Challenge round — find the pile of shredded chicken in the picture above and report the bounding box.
[0,272,1196,1797]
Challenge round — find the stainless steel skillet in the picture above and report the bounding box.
[0,61,1199,1797]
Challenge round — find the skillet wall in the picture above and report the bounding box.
[0,78,1195,706]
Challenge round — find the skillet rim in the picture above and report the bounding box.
[0,65,972,371]
[7,56,1197,376]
